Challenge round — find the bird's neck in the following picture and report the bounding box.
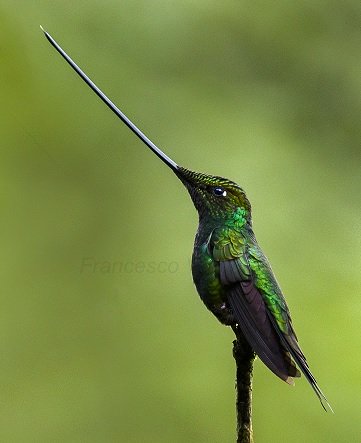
[199,206,250,230]
[196,207,251,245]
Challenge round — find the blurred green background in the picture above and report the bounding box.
[1,1,360,442]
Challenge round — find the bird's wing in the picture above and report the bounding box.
[211,227,331,409]
[211,227,300,382]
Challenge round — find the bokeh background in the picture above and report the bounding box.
[1,1,361,442]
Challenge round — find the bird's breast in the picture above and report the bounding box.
[191,234,231,323]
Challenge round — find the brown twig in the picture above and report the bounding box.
[232,326,255,443]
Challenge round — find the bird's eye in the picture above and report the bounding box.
[213,187,227,197]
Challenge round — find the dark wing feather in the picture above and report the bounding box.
[267,313,333,411]
[213,230,299,382]
[219,259,243,284]
[212,228,332,410]
[223,267,300,383]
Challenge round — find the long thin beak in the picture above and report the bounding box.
[40,26,179,172]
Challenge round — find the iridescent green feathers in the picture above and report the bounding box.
[41,29,332,411]
[176,167,251,220]
[179,166,332,411]
[211,224,301,383]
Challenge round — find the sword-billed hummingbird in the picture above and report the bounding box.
[41,28,332,411]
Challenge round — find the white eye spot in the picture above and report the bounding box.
[222,190,227,197]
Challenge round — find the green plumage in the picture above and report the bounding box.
[178,167,331,410]
[42,29,332,412]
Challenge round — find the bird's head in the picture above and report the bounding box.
[175,167,251,223]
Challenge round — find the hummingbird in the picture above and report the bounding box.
[42,28,332,411]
